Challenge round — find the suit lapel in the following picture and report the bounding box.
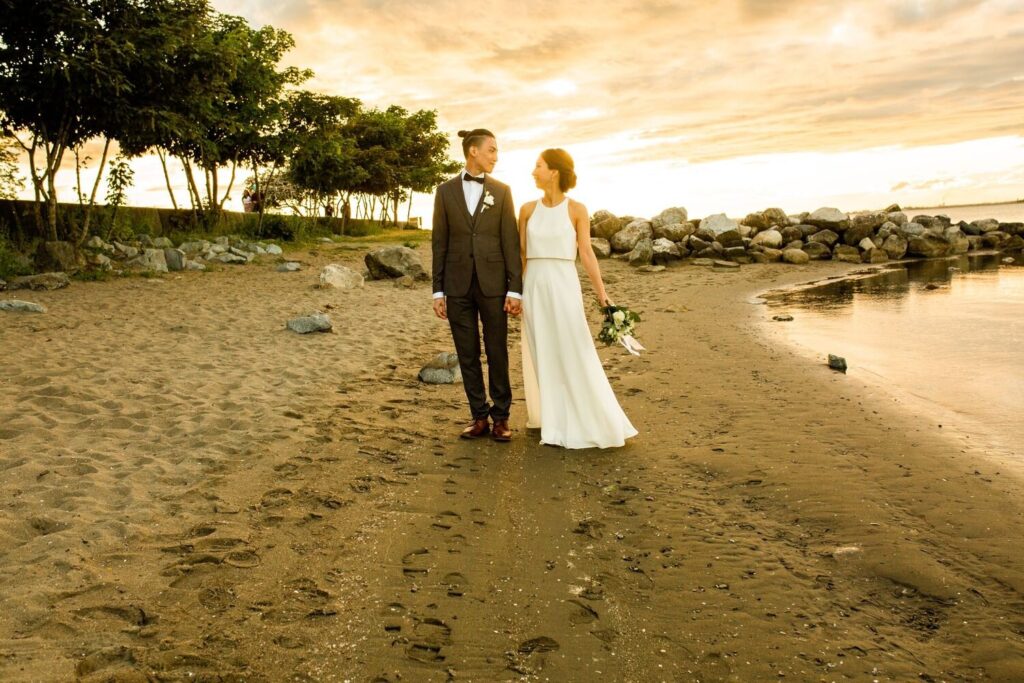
[472,177,496,228]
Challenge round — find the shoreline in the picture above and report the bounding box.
[2,249,1024,680]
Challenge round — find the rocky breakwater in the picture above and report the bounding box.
[588,204,1024,269]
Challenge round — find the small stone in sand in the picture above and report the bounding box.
[287,313,332,334]
[278,262,301,272]
[713,260,739,269]
[637,265,665,273]
[828,354,847,373]
[418,352,462,384]
[772,314,793,322]
[692,258,715,266]
[0,299,46,313]
[1003,257,1015,264]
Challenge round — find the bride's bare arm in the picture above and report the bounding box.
[572,201,610,306]
[518,202,534,278]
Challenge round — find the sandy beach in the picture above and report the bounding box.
[2,244,1023,682]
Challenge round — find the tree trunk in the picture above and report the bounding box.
[407,193,413,224]
[157,149,178,211]
[79,137,111,247]
[218,161,237,211]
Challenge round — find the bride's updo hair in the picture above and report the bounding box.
[541,148,577,192]
[458,128,495,157]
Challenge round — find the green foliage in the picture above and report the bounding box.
[0,135,22,200]
[0,233,33,279]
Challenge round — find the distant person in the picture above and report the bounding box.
[242,189,253,213]
[324,203,334,218]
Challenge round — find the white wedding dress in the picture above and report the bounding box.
[521,197,638,449]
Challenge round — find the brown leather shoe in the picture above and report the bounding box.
[460,418,490,439]
[491,419,512,442]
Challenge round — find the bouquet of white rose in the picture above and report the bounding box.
[598,303,645,355]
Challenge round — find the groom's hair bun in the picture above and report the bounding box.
[458,128,495,157]
[541,148,577,192]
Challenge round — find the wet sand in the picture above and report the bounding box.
[1,245,1023,682]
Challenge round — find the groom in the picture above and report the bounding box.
[431,128,522,441]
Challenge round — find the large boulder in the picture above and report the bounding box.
[590,210,624,240]
[698,213,739,235]
[319,264,364,289]
[125,248,169,273]
[418,352,462,384]
[897,222,927,239]
[806,207,850,230]
[590,238,611,258]
[887,211,908,226]
[653,222,694,242]
[843,217,878,246]
[742,207,788,230]
[35,241,82,273]
[781,225,804,244]
[164,248,186,272]
[152,236,174,249]
[864,248,889,264]
[365,246,428,280]
[833,245,862,263]
[179,240,210,254]
[716,229,744,248]
[881,234,908,259]
[782,248,810,264]
[907,235,950,258]
[943,227,970,254]
[627,238,654,266]
[750,228,783,249]
[651,237,681,264]
[802,242,832,260]
[610,220,653,253]
[808,229,839,247]
[651,206,688,229]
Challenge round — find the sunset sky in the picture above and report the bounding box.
[30,0,1024,224]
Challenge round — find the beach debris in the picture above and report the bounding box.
[318,263,364,289]
[364,246,429,281]
[7,272,70,291]
[286,312,332,334]
[277,262,301,272]
[418,352,462,384]
[772,314,793,321]
[0,299,46,313]
[828,354,848,373]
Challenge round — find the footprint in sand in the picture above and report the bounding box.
[441,571,468,597]
[431,510,461,531]
[401,547,430,578]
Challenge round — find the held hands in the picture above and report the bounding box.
[433,297,447,320]
[504,297,522,317]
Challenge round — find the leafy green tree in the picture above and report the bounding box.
[0,134,23,200]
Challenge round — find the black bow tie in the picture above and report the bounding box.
[463,173,485,184]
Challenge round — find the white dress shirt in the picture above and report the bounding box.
[434,169,521,300]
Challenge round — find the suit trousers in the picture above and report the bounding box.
[446,271,511,421]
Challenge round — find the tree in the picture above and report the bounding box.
[0,134,22,200]
[288,127,367,232]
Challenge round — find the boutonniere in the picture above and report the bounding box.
[481,191,495,212]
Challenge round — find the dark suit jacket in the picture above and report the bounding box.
[432,174,522,298]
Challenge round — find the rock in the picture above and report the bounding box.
[802,242,832,260]
[908,235,950,258]
[943,228,970,254]
[184,260,206,271]
[673,241,691,257]
[828,354,847,373]
[761,248,783,262]
[698,213,739,235]
[637,264,666,273]
[850,211,886,233]
[806,207,850,230]
[750,252,771,264]
[131,248,169,272]
[137,234,154,247]
[7,272,71,291]
[808,229,839,247]
[653,222,694,242]
[278,262,302,272]
[319,237,334,244]
[265,244,283,255]
[215,236,231,246]
[781,225,804,244]
[716,229,744,248]
[591,238,611,258]
[693,226,717,242]
[152,236,173,249]
[651,237,681,264]
[688,235,711,252]
[1001,222,1024,236]
[782,248,810,264]
[742,208,787,230]
[627,238,654,266]
[772,314,793,321]
[164,248,186,272]
[843,219,877,246]
[865,248,889,264]
[0,299,46,313]
[228,246,254,261]
[1004,235,1024,251]
[394,275,416,288]
[877,221,896,239]
[981,231,1009,249]
[610,220,653,253]
[88,252,113,270]
[898,222,927,239]
[713,259,739,269]
[858,237,877,252]
[750,229,783,249]
[287,312,332,334]
[887,211,908,226]
[112,242,138,259]
[319,264,364,289]
[365,246,428,280]
[913,215,951,231]
[692,258,715,266]
[590,210,623,240]
[0,279,5,290]
[215,252,248,265]
[723,246,748,260]
[833,245,862,263]
[1003,257,1016,264]
[418,352,462,384]
[35,241,82,273]
[178,240,209,254]
[785,240,804,250]
[651,206,688,229]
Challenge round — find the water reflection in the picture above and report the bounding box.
[766,253,1023,459]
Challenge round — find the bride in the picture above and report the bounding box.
[519,148,638,449]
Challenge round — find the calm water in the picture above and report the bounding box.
[765,251,1024,461]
